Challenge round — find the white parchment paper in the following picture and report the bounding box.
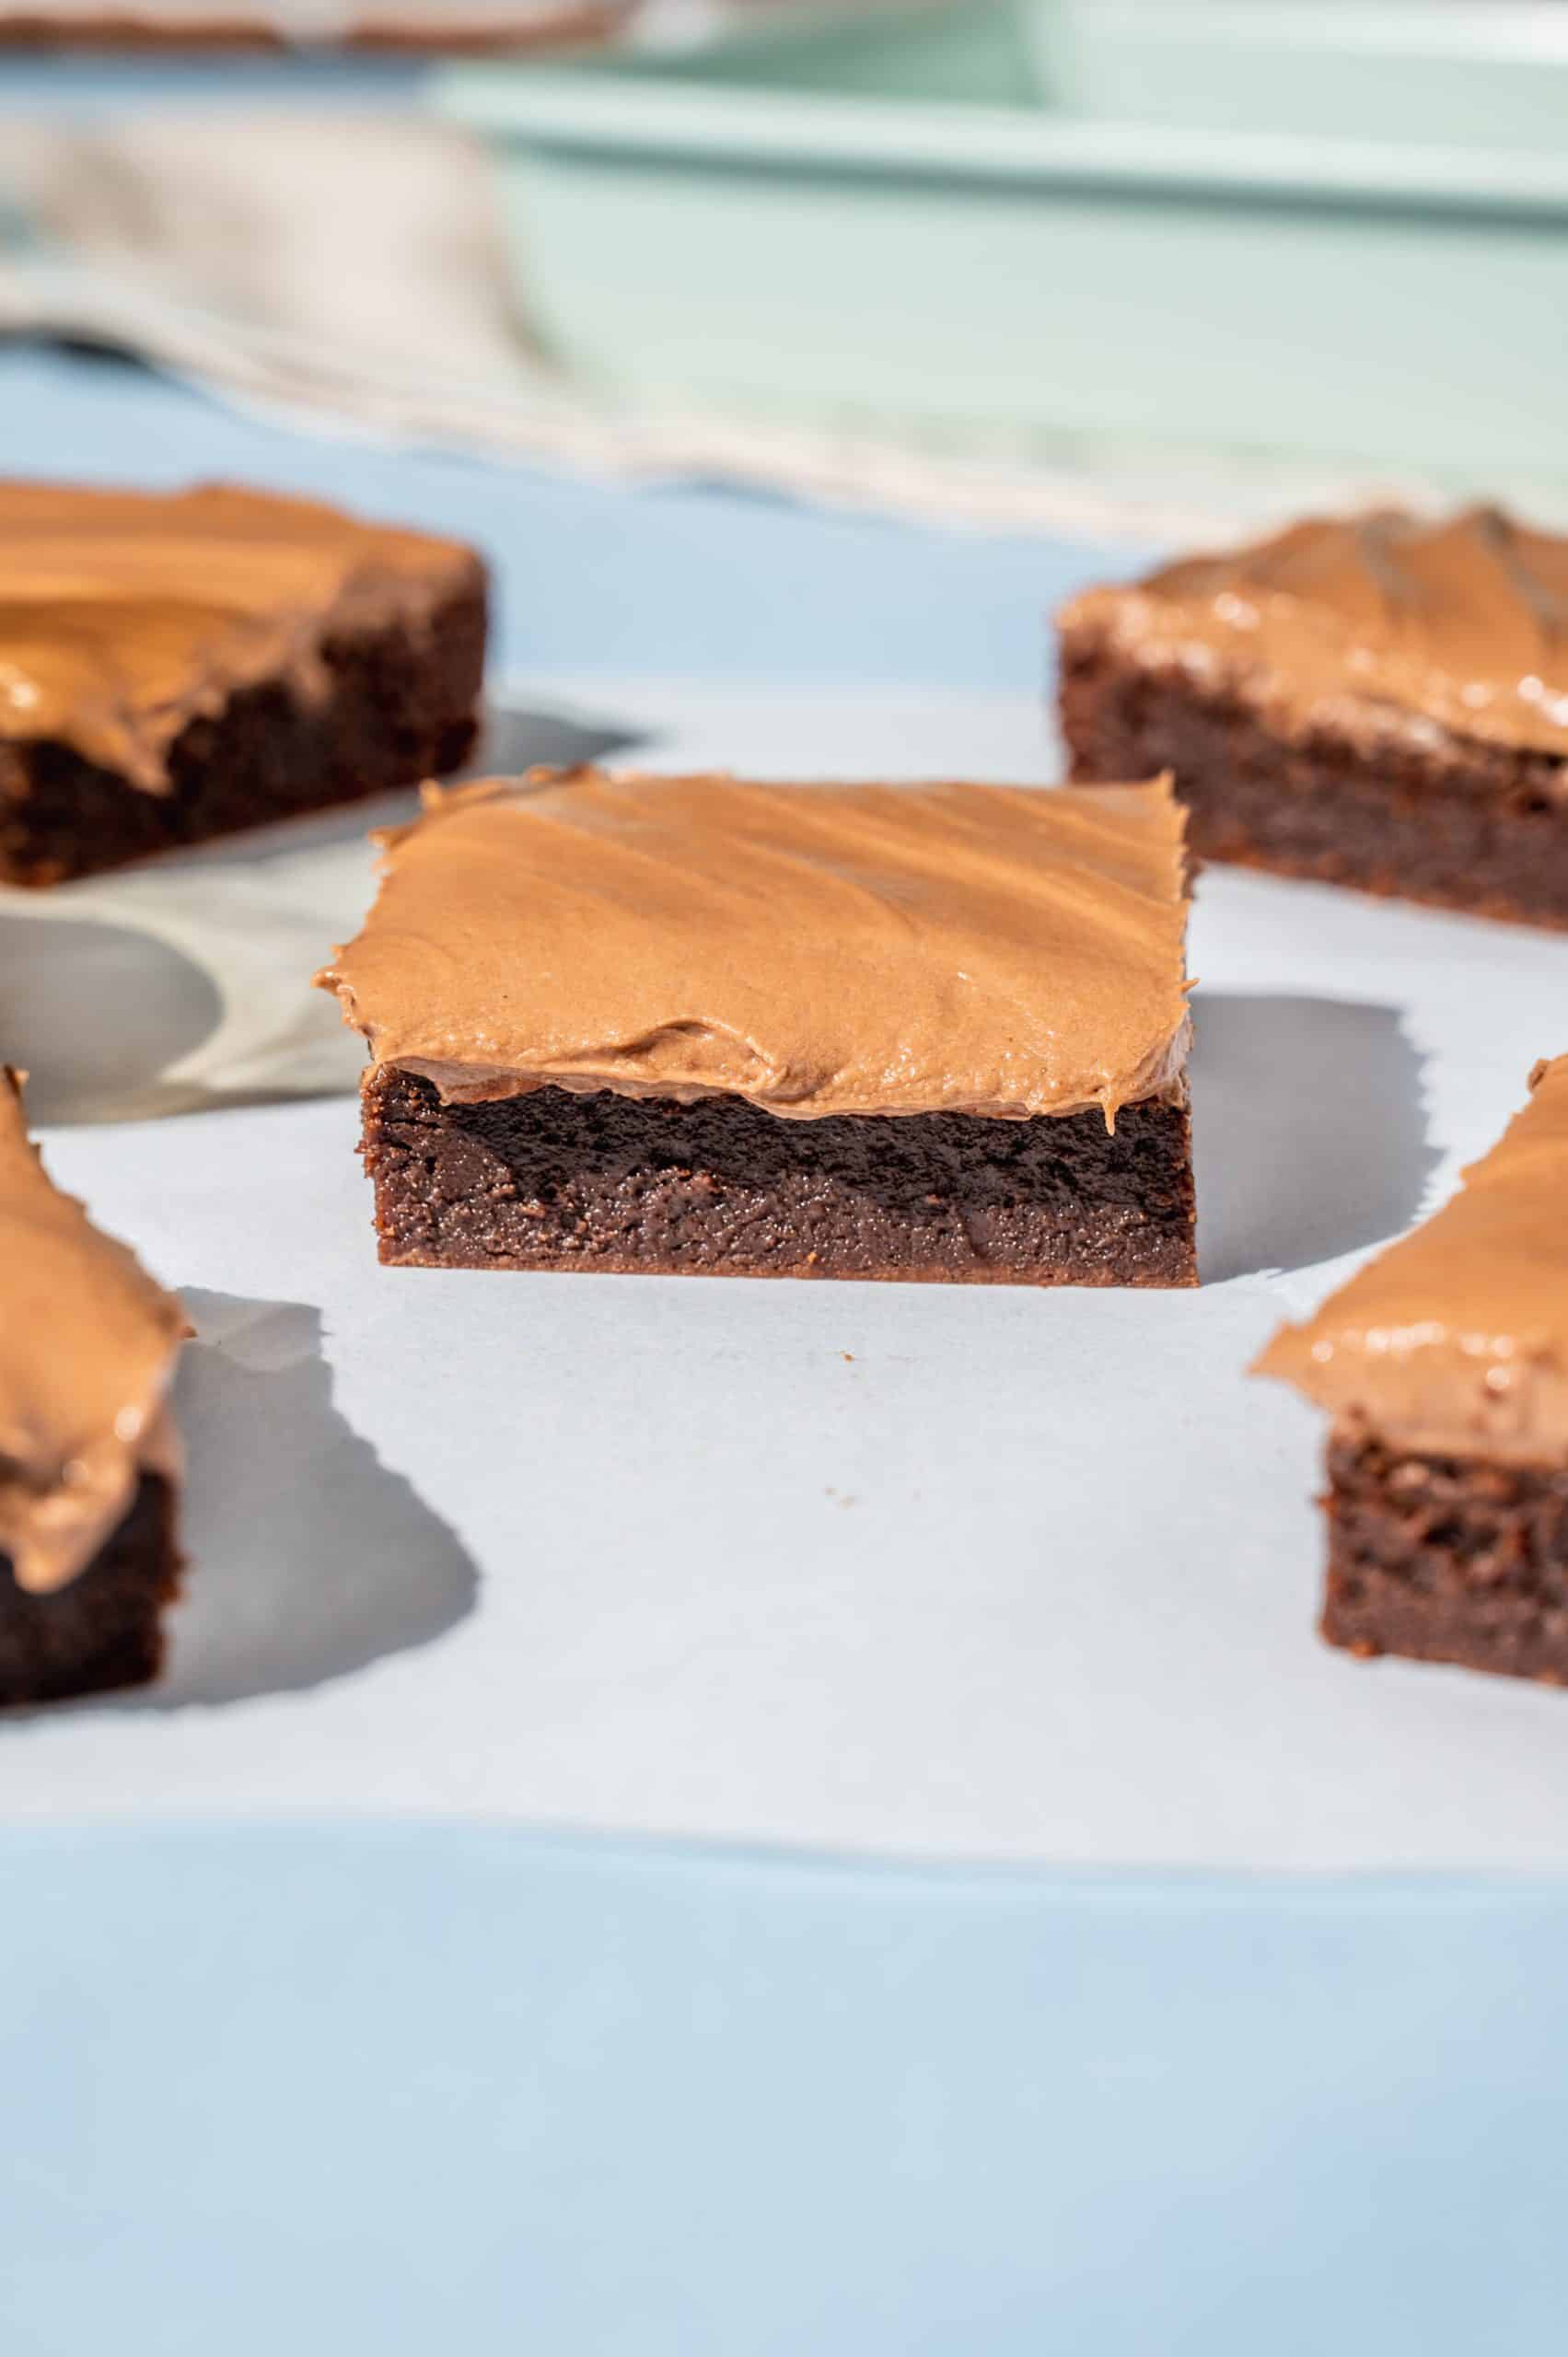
[7,680,1568,1867]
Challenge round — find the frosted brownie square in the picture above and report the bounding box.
[1258,1056,1568,1682]
[0,480,486,885]
[0,1070,185,1702]
[319,769,1198,1287]
[1059,505,1568,929]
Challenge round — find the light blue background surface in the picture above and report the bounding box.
[2,340,1562,2351]
[4,1829,1564,2357]
[0,346,1131,692]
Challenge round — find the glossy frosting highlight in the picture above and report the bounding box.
[0,1071,186,1594]
[1256,1056,1568,1464]
[0,479,482,791]
[319,770,1192,1124]
[1061,506,1568,760]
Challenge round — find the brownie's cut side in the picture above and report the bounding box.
[361,1066,1198,1287]
[322,770,1197,1287]
[1060,644,1568,931]
[0,582,484,888]
[0,1472,180,1707]
[1324,1433,1568,1683]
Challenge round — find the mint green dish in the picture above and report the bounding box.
[1040,3,1568,151]
[437,1,1568,477]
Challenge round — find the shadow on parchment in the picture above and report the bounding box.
[102,1290,478,1710]
[0,917,222,1127]
[1189,993,1439,1284]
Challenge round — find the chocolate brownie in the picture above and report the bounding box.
[0,1070,185,1704]
[1321,1434,1568,1686]
[0,1473,180,1708]
[0,2,624,46]
[1058,506,1568,930]
[359,1063,1197,1285]
[1257,1054,1568,1683]
[319,769,1199,1287]
[0,481,487,887]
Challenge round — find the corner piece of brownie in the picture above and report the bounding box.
[0,479,487,886]
[318,768,1199,1287]
[1057,505,1568,930]
[1255,1054,1568,1684]
[0,1068,186,1702]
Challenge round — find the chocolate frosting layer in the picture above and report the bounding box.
[0,478,483,792]
[319,771,1192,1124]
[1060,506,1568,761]
[0,1071,185,1594]
[1256,1056,1568,1465]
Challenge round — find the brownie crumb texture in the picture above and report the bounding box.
[0,1472,181,1707]
[0,584,485,887]
[1061,643,1568,932]
[360,1066,1199,1288]
[1324,1433,1568,1683]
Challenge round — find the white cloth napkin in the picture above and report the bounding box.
[0,102,1433,547]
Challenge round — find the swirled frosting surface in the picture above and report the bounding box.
[0,478,482,791]
[1256,1056,1568,1464]
[1061,506,1568,760]
[0,1072,185,1594]
[319,770,1192,1124]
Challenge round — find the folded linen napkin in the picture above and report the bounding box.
[0,104,1340,546]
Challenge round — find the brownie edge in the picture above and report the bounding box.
[1059,636,1568,932]
[0,1471,181,1707]
[359,1065,1199,1287]
[0,578,486,888]
[1324,1432,1568,1684]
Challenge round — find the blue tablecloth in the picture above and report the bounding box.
[1,343,1561,2357]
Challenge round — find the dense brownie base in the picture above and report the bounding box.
[1323,1433,1568,1683]
[0,582,485,887]
[360,1066,1198,1286]
[0,1472,181,1706]
[1059,638,1568,931]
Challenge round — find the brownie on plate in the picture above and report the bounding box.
[319,769,1199,1287]
[1057,505,1568,930]
[0,1069,186,1703]
[1256,1055,1568,1684]
[0,480,487,886]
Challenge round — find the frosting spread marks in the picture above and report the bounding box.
[0,1071,186,1593]
[319,770,1192,1125]
[1061,506,1568,760]
[0,478,483,791]
[1256,1056,1568,1465]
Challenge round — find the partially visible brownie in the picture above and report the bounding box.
[320,768,1199,1287]
[1320,1433,1568,1687]
[0,1069,186,1703]
[1058,506,1568,930]
[0,2,625,46]
[0,1473,180,1708]
[0,480,487,887]
[1256,1055,1568,1683]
